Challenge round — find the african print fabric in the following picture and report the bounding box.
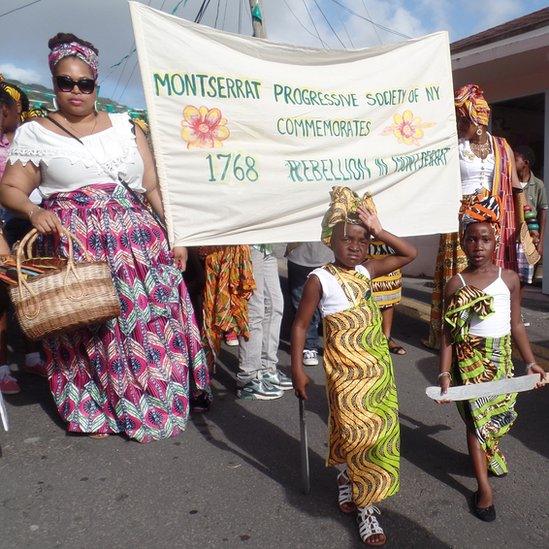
[40,184,210,443]
[198,245,255,368]
[321,263,400,507]
[426,136,518,349]
[365,241,402,309]
[445,285,516,475]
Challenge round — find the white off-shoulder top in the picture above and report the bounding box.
[8,113,145,198]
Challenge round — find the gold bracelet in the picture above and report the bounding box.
[437,372,452,380]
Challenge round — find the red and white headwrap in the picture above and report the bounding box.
[454,84,490,127]
[48,42,99,79]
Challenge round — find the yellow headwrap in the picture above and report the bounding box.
[0,76,32,122]
[0,79,21,104]
[321,186,376,246]
[454,84,490,127]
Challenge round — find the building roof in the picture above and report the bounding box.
[451,7,549,54]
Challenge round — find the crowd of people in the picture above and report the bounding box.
[0,32,547,546]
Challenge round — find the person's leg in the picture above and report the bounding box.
[381,306,394,339]
[261,253,284,373]
[0,277,18,394]
[288,261,320,353]
[0,312,19,395]
[237,248,265,386]
[383,306,407,355]
[467,427,493,508]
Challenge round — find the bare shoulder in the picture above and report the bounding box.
[305,271,323,296]
[30,116,49,128]
[501,268,519,290]
[445,274,463,298]
[97,110,112,124]
[306,271,322,288]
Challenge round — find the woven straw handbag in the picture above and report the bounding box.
[519,222,541,266]
[515,191,541,266]
[9,228,120,340]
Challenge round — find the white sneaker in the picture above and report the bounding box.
[303,349,319,367]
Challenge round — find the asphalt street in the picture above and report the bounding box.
[1,273,548,548]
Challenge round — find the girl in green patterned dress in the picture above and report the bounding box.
[291,187,417,546]
[438,196,546,522]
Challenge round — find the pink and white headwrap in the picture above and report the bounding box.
[48,42,99,79]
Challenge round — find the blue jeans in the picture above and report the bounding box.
[288,260,321,351]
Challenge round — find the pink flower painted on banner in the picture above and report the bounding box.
[382,110,435,146]
[181,105,230,149]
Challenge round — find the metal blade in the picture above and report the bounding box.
[426,373,544,401]
[299,397,310,494]
[0,391,9,431]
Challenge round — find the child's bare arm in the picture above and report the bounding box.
[506,269,546,381]
[437,275,462,399]
[0,233,10,255]
[291,275,322,399]
[357,206,417,279]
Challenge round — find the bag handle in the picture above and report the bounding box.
[46,116,84,144]
[16,227,93,319]
[46,116,168,237]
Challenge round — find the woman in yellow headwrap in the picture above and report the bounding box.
[292,187,417,546]
[424,84,524,350]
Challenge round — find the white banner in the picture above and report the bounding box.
[130,2,461,246]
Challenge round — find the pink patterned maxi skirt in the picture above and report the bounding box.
[40,184,210,442]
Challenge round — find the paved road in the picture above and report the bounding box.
[1,274,548,548]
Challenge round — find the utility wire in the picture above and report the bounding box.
[312,0,346,48]
[327,0,410,39]
[220,0,229,30]
[334,5,355,48]
[243,0,254,35]
[111,47,133,99]
[281,0,321,42]
[117,59,139,103]
[194,0,213,23]
[0,0,42,19]
[301,0,328,48]
[115,0,160,102]
[214,0,221,27]
[361,0,382,44]
[170,0,190,14]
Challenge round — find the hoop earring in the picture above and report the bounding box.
[52,96,58,111]
[476,126,483,136]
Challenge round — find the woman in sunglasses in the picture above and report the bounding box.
[0,32,211,442]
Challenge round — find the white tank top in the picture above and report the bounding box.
[310,264,370,318]
[458,268,511,338]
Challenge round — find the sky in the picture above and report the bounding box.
[0,0,546,108]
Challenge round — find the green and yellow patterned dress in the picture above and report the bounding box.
[444,285,517,475]
[319,264,400,507]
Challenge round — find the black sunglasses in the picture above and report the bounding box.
[55,75,96,94]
